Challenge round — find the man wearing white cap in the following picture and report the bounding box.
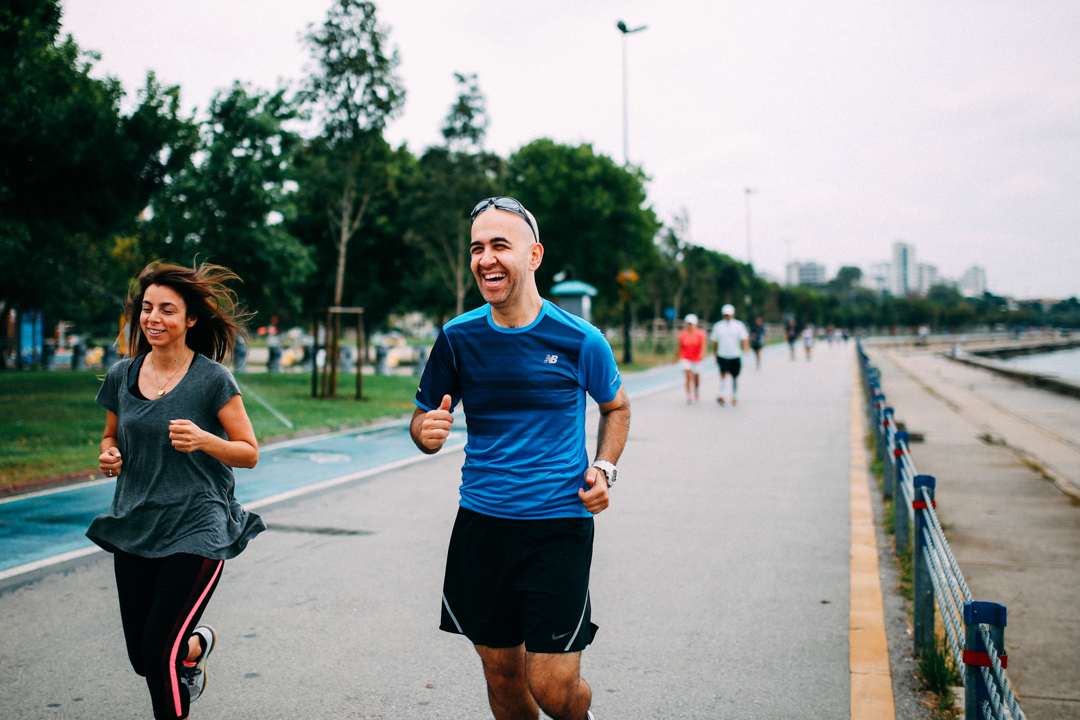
[675,313,706,403]
[709,304,749,406]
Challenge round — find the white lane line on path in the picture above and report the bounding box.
[849,350,896,718]
[0,443,470,582]
[244,442,467,510]
[0,477,114,505]
[0,546,102,582]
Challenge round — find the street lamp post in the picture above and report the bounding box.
[744,187,756,266]
[617,20,647,166]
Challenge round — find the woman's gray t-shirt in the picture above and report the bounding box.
[87,353,265,559]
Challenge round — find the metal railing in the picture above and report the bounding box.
[857,342,1025,720]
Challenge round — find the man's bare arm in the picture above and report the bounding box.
[579,386,631,515]
[595,386,630,466]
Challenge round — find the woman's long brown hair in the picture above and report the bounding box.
[126,261,250,363]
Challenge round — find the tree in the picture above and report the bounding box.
[406,73,503,319]
[826,266,862,296]
[0,0,194,337]
[506,139,660,325]
[299,0,405,309]
[441,72,488,152]
[646,210,691,325]
[138,84,315,323]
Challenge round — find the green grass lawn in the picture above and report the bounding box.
[0,369,419,489]
[236,372,419,440]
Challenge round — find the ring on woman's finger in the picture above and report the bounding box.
[106,470,112,476]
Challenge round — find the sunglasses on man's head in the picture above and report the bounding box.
[470,197,538,242]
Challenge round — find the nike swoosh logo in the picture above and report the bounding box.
[551,631,573,640]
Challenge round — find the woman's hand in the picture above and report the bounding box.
[99,446,122,477]
[169,419,208,453]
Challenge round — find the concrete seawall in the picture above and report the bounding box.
[946,350,1080,403]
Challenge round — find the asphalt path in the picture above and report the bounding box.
[0,341,856,719]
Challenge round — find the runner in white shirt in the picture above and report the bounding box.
[802,324,815,361]
[709,304,750,406]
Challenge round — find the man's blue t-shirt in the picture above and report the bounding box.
[415,300,622,519]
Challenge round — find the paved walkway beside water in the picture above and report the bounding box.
[1,343,910,719]
[867,344,1080,720]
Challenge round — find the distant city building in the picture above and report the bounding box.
[890,241,915,296]
[916,263,939,296]
[861,261,891,294]
[786,261,827,287]
[959,266,987,297]
[756,270,782,285]
[1033,298,1059,313]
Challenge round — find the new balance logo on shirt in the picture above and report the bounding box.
[544,355,559,364]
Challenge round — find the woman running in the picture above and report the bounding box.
[676,313,706,402]
[89,261,264,720]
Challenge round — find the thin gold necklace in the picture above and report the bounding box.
[149,351,191,396]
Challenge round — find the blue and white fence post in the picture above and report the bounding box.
[895,474,911,558]
[880,406,894,468]
[963,601,1008,720]
[889,430,909,503]
[872,393,886,450]
[913,474,937,657]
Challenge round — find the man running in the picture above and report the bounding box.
[748,317,766,369]
[676,313,706,403]
[710,304,749,406]
[412,196,631,720]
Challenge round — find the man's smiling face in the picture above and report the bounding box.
[470,208,542,309]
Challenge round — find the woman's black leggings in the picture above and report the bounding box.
[113,551,224,720]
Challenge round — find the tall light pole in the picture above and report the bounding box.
[744,187,757,312]
[617,20,647,166]
[744,187,756,266]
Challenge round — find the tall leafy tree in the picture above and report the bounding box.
[505,139,661,325]
[139,84,315,323]
[0,0,194,334]
[406,73,503,319]
[290,141,414,331]
[646,210,691,323]
[299,0,405,308]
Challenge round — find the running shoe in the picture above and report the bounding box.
[183,625,217,702]
[716,397,726,406]
[732,397,738,406]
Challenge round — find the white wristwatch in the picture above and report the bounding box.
[591,460,617,487]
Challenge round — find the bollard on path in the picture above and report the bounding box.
[913,474,936,657]
[267,345,282,373]
[880,407,895,468]
[102,344,118,370]
[376,345,389,375]
[888,430,909,502]
[72,341,87,370]
[963,601,1008,720]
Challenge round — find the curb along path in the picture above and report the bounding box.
[849,357,897,718]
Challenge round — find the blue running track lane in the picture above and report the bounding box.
[0,364,681,577]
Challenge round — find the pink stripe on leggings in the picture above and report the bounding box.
[168,559,223,717]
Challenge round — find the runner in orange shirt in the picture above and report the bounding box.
[676,313,707,403]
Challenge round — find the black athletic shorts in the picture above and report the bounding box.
[717,356,742,377]
[440,506,597,653]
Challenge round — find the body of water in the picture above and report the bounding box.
[999,346,1080,383]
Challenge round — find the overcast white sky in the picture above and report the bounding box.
[62,0,1080,299]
